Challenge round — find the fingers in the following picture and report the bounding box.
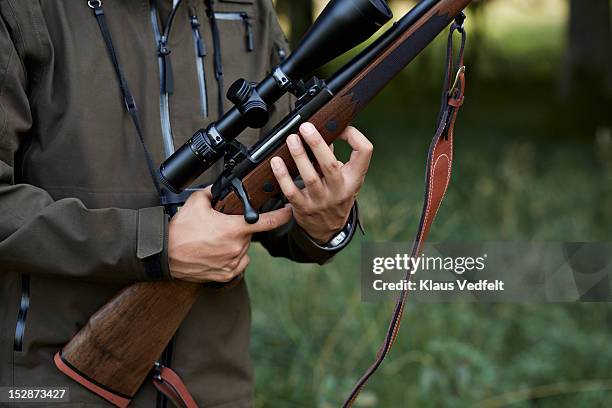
[184,186,213,210]
[299,123,343,188]
[209,243,250,283]
[227,242,250,269]
[244,204,293,234]
[211,254,251,283]
[235,254,250,274]
[286,134,324,196]
[271,157,305,206]
[339,126,373,181]
[217,192,293,234]
[201,185,213,199]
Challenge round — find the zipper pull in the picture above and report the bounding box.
[241,13,253,52]
[276,45,286,62]
[158,37,174,94]
[190,16,207,58]
[196,38,207,58]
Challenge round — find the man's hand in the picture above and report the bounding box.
[168,187,292,283]
[270,122,373,244]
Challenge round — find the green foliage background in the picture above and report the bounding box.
[248,1,612,406]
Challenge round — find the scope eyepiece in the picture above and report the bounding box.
[158,129,225,193]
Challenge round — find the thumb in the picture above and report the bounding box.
[187,186,213,210]
[245,205,293,234]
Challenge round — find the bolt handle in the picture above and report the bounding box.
[230,177,259,224]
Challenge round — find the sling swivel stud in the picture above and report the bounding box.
[454,12,466,33]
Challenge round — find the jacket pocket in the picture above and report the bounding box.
[13,274,30,352]
[213,12,254,53]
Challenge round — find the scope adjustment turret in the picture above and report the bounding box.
[227,79,269,129]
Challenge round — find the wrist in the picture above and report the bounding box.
[309,228,344,245]
[303,209,355,246]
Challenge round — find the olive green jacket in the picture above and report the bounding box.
[0,1,352,406]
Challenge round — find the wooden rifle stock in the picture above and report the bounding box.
[57,0,471,405]
[57,281,199,402]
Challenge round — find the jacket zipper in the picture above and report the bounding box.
[213,12,253,52]
[150,1,183,158]
[190,13,209,117]
[13,274,30,352]
[150,4,182,407]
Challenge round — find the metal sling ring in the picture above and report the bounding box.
[88,0,102,9]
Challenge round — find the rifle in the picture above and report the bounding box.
[55,0,471,406]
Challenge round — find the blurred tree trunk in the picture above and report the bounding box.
[561,0,612,106]
[464,0,485,73]
[276,0,313,49]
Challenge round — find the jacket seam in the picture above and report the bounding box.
[4,1,27,73]
[133,209,144,281]
[3,1,29,97]
[45,186,162,195]
[0,46,14,145]
[161,213,171,279]
[23,0,49,107]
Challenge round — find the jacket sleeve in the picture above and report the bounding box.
[253,3,358,265]
[0,15,170,283]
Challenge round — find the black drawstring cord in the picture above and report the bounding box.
[87,0,162,200]
[156,0,184,94]
[205,0,225,117]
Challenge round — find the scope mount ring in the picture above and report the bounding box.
[207,126,225,147]
[272,67,291,90]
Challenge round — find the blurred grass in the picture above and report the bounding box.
[248,1,612,406]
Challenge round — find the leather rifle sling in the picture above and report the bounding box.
[342,20,467,407]
[152,364,199,408]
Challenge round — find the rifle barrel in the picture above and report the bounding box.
[328,0,440,93]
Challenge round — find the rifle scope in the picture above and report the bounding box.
[158,0,392,193]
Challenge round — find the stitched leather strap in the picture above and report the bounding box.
[152,365,199,408]
[54,352,132,408]
[342,19,467,407]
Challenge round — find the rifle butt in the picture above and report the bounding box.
[56,280,200,405]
